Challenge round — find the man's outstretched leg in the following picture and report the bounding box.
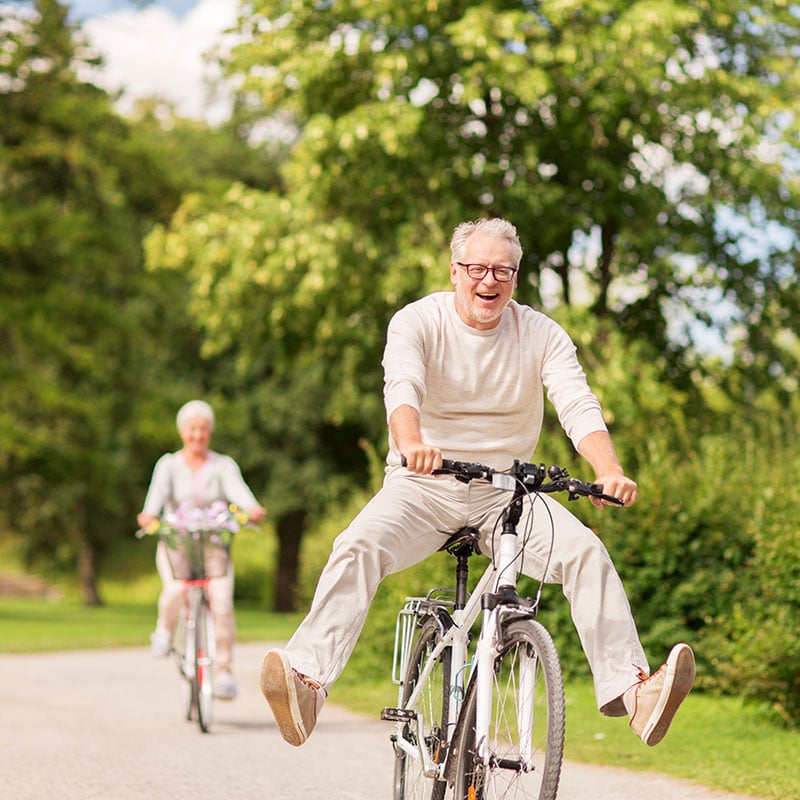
[260,470,467,745]
[260,649,327,746]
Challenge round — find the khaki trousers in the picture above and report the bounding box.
[286,467,648,715]
[155,542,236,673]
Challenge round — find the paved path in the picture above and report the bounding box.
[0,642,760,800]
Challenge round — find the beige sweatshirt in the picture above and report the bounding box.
[382,292,607,470]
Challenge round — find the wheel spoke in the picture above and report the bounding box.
[454,619,564,800]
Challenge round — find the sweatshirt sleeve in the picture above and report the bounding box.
[217,456,259,510]
[140,453,174,515]
[540,321,607,449]
[382,305,427,421]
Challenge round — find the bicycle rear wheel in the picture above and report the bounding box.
[394,617,452,800]
[192,590,216,733]
[452,618,564,800]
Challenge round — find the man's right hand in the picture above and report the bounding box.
[390,405,443,474]
[400,444,443,475]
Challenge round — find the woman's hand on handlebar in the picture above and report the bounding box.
[247,504,267,523]
[137,512,157,529]
[400,444,443,475]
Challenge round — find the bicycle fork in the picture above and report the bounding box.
[474,507,538,771]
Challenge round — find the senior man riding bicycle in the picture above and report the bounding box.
[260,217,695,750]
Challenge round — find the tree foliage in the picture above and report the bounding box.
[143,0,800,611]
[0,0,262,602]
[223,0,799,381]
[0,0,163,602]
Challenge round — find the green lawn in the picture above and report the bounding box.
[2,595,797,800]
[0,595,301,652]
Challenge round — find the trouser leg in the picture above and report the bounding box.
[511,494,649,714]
[208,566,235,673]
[284,469,471,688]
[155,542,183,633]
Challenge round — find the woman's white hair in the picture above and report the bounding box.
[176,399,215,432]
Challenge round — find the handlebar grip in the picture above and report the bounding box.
[400,456,458,471]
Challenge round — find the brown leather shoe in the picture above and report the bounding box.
[627,643,695,746]
[260,649,325,746]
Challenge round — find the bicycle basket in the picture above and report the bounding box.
[164,529,231,580]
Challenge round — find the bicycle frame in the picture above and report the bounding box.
[178,578,216,681]
[391,514,538,780]
[138,514,244,735]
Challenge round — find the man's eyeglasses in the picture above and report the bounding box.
[456,262,518,282]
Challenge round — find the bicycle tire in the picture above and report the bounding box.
[393,617,452,800]
[173,609,193,722]
[452,618,564,800]
[193,590,216,733]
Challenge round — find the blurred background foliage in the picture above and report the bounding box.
[1,0,798,724]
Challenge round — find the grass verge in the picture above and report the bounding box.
[332,666,797,800]
[0,596,301,652]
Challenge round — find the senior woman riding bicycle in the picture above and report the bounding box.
[138,399,266,701]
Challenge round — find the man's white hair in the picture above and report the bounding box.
[450,218,523,267]
[176,399,215,432]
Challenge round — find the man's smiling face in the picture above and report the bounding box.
[450,231,518,330]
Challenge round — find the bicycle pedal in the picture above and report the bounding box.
[381,707,416,722]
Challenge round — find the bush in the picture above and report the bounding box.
[294,410,800,728]
[701,477,800,726]
[231,523,278,607]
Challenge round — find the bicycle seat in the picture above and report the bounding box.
[439,527,481,557]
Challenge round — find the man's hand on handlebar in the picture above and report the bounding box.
[400,445,443,475]
[589,473,637,509]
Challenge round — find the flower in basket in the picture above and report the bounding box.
[173,501,248,546]
[137,501,248,548]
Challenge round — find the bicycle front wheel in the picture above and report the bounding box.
[394,617,452,800]
[192,590,216,733]
[452,618,564,800]
[173,609,193,722]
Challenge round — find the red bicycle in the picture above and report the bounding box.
[165,528,229,733]
[138,502,246,733]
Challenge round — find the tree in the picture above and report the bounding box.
[145,186,385,609]
[146,0,800,607]
[0,0,211,602]
[222,0,799,381]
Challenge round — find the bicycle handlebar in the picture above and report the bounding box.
[401,457,623,505]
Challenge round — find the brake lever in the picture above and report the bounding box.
[586,482,624,506]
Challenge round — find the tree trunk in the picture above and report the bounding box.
[274,509,308,612]
[78,542,102,606]
[595,222,616,317]
[556,257,571,306]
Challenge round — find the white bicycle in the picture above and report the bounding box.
[382,459,622,800]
